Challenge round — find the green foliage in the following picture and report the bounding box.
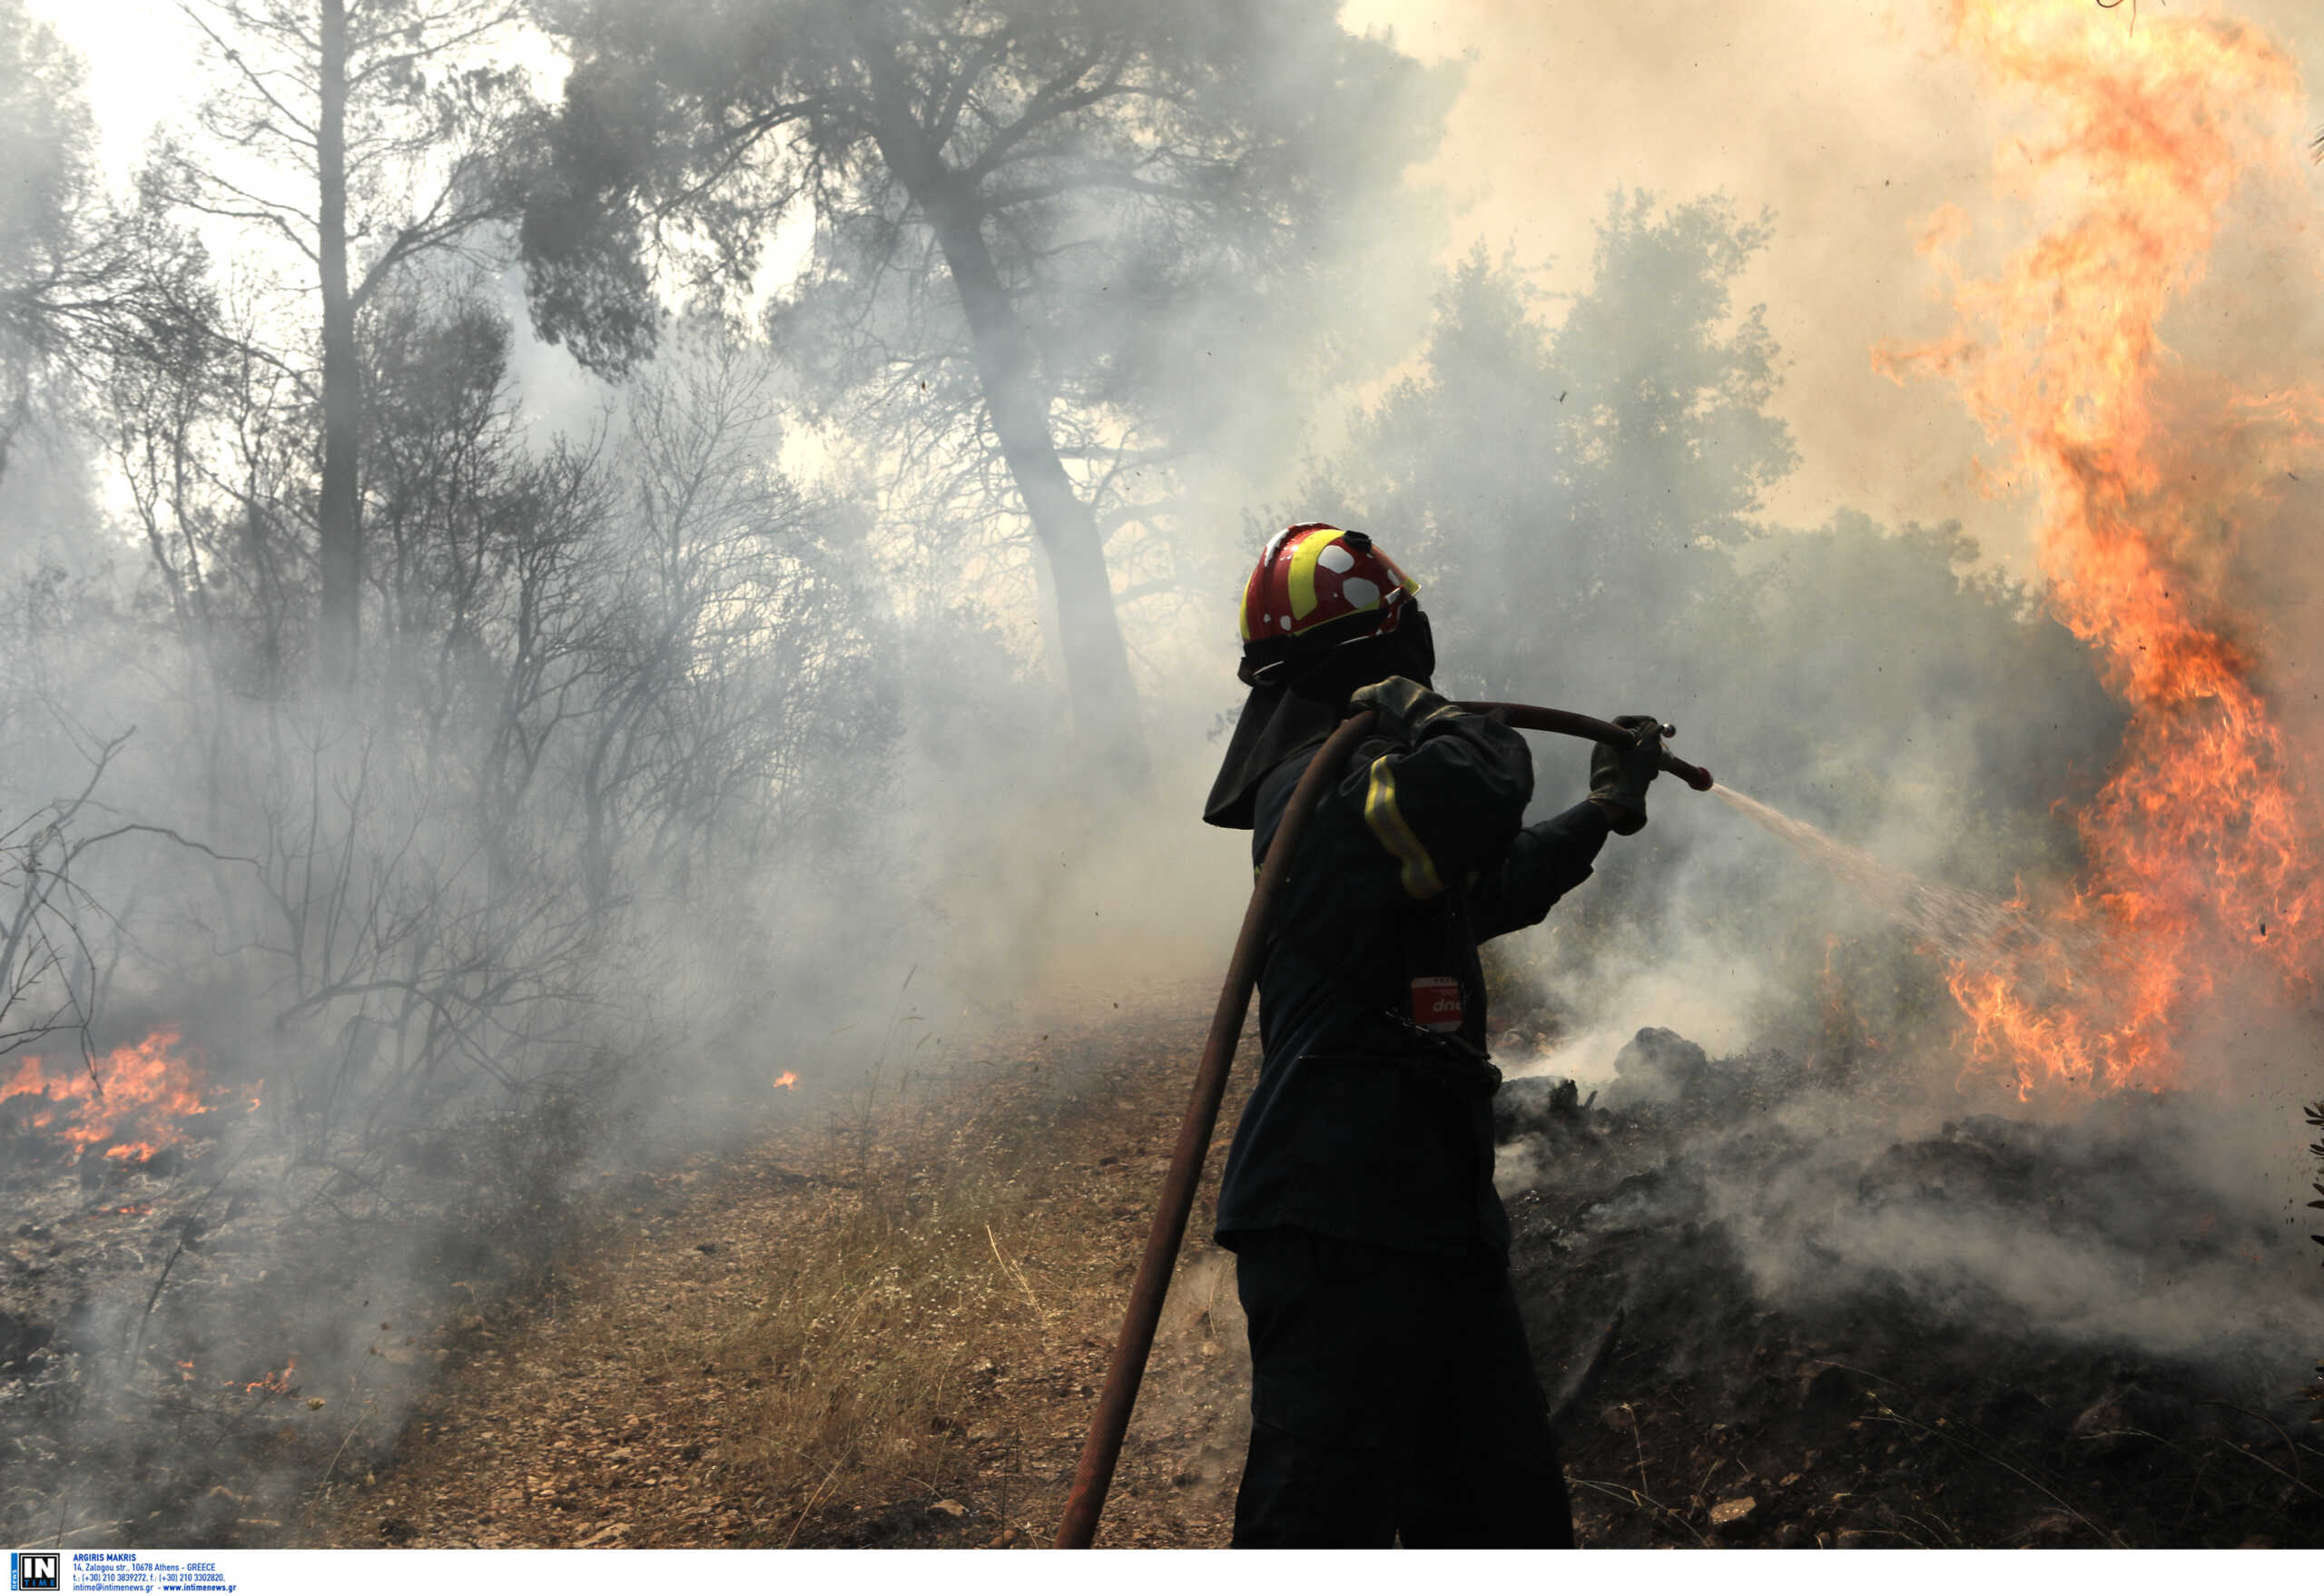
[1716,513,2122,878]
[1309,192,2127,1045]
[162,0,536,312]
[0,0,210,479]
[1315,191,2118,859]
[0,0,94,275]
[1312,193,1797,713]
[523,0,1454,637]
[526,0,1449,380]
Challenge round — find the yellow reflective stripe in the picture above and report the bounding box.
[1285,527,1334,624]
[1364,755,1444,899]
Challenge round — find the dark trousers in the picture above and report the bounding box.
[1229,1226,1575,1549]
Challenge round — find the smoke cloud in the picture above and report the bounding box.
[3,0,2321,1550]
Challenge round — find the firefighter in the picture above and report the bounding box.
[1201,523,1663,1549]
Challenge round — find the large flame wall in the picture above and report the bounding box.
[1883,0,2324,1098]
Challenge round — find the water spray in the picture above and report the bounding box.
[1054,701,1711,1548]
[1710,786,2054,962]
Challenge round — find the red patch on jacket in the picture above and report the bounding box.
[1411,976,1463,1033]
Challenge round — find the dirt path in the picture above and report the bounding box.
[304,990,1254,1550]
[252,987,2324,1552]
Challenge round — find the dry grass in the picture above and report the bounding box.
[705,1072,1054,1538]
[310,997,1253,1550]
[649,1031,1246,1548]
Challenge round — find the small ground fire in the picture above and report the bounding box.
[0,1030,245,1163]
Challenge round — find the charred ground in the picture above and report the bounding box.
[133,992,2314,1552]
[1502,1044,2322,1548]
[1,1068,621,1546]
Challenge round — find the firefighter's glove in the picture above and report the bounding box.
[1348,676,1457,744]
[1589,714,1666,835]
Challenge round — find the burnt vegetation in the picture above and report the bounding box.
[0,0,2316,1555]
[1,0,886,1541]
[1497,1038,2323,1549]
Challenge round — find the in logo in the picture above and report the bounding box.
[10,1552,60,1592]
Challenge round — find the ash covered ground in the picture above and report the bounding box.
[0,1086,648,1547]
[1499,1026,2324,1548]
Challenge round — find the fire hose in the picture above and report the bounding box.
[1054,703,1713,1547]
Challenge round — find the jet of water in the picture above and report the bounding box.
[1709,784,2084,966]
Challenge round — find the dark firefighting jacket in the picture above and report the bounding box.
[1213,706,1610,1258]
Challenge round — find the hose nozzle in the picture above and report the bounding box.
[1454,702,1714,791]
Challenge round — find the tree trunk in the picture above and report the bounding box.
[921,193,1147,775]
[316,0,361,690]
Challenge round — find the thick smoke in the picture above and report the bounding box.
[3,0,2320,1551]
[1299,2,2322,1404]
[0,0,1456,1545]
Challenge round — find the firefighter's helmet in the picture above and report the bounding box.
[1236,523,1422,686]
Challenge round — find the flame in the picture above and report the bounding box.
[1,1030,251,1159]
[773,1070,799,1091]
[241,1355,298,1397]
[1882,1,2324,1097]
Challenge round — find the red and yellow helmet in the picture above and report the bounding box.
[1239,522,1419,645]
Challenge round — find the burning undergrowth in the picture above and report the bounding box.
[3,1032,251,1167]
[1493,1027,2322,1547]
[0,303,898,1548]
[1880,0,2324,1100]
[0,1039,642,1548]
[1488,8,2324,1545]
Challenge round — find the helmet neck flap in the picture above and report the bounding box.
[1204,523,1435,831]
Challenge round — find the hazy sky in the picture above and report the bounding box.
[1342,0,2324,568]
[37,0,2324,574]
